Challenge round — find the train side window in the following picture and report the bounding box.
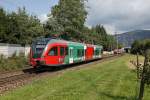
[69,49,71,57]
[77,49,79,57]
[94,50,97,55]
[48,47,58,56]
[82,49,84,56]
[60,47,65,56]
[96,50,99,55]
[69,49,73,57]
[77,49,84,57]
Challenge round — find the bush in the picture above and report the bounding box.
[131,39,150,55]
[0,53,28,71]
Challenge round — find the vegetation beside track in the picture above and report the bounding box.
[1,54,150,100]
[0,53,28,71]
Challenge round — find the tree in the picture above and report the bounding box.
[46,0,87,35]
[5,7,44,45]
[138,49,150,100]
[45,0,117,48]
[44,17,64,37]
[132,39,150,100]
[131,40,141,54]
[0,8,7,42]
[90,24,117,50]
[131,39,150,55]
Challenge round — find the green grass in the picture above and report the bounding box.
[1,54,150,100]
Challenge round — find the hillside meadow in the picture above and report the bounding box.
[0,54,150,100]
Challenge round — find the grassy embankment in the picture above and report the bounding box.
[1,54,150,100]
[0,53,28,71]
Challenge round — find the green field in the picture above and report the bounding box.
[1,54,150,100]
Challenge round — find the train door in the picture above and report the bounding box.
[59,46,66,64]
[86,46,94,60]
[84,46,87,60]
[46,46,59,65]
[69,47,73,64]
[94,46,96,59]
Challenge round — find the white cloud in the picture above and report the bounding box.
[38,14,48,23]
[103,24,116,35]
[86,0,150,34]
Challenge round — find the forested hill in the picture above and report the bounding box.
[117,30,150,47]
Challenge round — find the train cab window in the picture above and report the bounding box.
[48,47,58,56]
[36,48,44,54]
[60,47,65,56]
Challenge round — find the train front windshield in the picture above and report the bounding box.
[31,38,50,58]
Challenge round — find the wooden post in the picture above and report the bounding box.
[138,77,145,100]
[138,50,149,100]
[137,52,140,79]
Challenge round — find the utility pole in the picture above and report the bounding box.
[115,32,119,54]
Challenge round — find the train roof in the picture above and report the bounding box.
[34,37,102,47]
[93,44,103,48]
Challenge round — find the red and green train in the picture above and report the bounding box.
[30,38,103,68]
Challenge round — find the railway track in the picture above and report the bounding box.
[0,54,123,94]
[0,73,35,86]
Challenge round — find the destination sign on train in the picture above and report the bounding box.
[36,45,45,48]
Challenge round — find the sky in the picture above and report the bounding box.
[0,0,58,22]
[0,0,150,34]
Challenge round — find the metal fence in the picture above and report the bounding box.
[0,43,30,58]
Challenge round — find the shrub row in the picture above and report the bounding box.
[0,53,29,71]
